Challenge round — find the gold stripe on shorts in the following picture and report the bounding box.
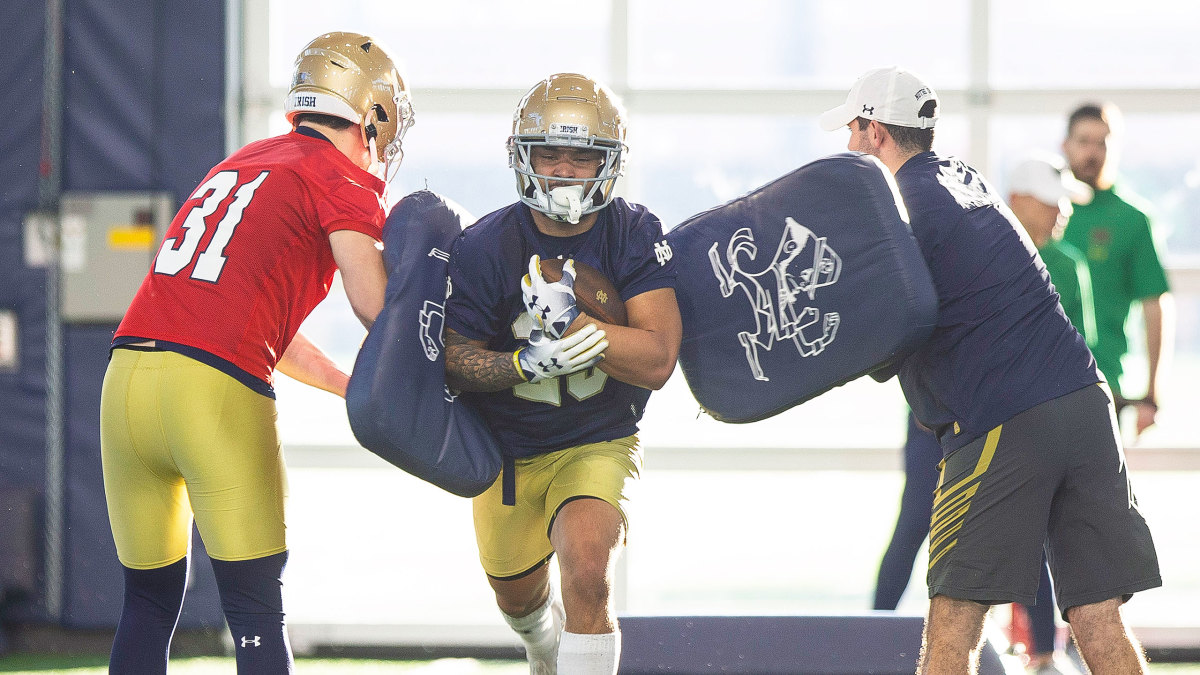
[928,424,1002,569]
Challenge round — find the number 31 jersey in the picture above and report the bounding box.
[115,129,386,387]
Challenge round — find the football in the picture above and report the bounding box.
[538,258,628,327]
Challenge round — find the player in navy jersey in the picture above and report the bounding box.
[444,73,680,675]
[821,67,1159,674]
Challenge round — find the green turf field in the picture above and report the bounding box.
[0,655,527,673]
[1,655,1198,673]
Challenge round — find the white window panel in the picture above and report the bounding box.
[269,0,611,89]
[990,0,1200,89]
[628,113,970,231]
[627,0,970,89]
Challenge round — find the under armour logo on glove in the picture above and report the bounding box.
[522,254,581,339]
[241,635,261,648]
[516,324,608,383]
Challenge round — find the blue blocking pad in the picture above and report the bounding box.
[666,153,937,423]
[346,190,502,497]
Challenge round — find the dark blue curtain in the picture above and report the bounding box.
[0,0,227,628]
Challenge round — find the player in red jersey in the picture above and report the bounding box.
[100,32,413,674]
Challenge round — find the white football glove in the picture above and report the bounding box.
[522,254,580,340]
[516,323,608,383]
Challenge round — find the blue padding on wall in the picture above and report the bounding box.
[61,326,223,628]
[0,0,50,489]
[0,0,230,628]
[619,614,1011,674]
[50,0,228,628]
[63,0,225,201]
[0,0,52,623]
[0,0,45,217]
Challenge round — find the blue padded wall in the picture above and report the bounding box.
[0,0,227,628]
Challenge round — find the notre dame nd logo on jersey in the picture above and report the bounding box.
[653,240,673,266]
[708,217,842,381]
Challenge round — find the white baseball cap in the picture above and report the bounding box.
[1008,152,1093,208]
[819,66,939,132]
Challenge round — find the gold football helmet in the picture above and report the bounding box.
[508,73,627,223]
[285,31,415,181]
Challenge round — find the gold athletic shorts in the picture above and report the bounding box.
[100,348,288,569]
[473,435,643,579]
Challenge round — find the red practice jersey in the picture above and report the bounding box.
[116,130,386,385]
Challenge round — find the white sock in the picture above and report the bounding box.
[502,590,564,674]
[557,630,621,675]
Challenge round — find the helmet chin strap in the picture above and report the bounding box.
[365,136,386,179]
[540,185,588,224]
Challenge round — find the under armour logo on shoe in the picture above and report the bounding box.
[241,635,261,648]
[862,105,874,115]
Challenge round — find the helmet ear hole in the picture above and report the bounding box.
[372,103,389,123]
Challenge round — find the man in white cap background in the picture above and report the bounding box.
[1008,153,1097,348]
[821,67,1160,674]
[1004,153,1096,675]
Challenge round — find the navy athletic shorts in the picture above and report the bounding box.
[926,384,1161,617]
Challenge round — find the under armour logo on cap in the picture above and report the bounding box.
[819,66,940,131]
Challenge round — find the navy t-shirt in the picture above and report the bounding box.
[445,199,676,458]
[894,152,1101,452]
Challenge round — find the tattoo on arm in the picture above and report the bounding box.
[444,330,525,392]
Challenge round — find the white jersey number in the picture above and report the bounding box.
[154,170,270,282]
[510,312,609,406]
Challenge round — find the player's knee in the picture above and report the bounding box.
[121,557,189,610]
[559,562,613,613]
[489,564,552,618]
[1065,596,1124,629]
[210,550,288,615]
[210,552,292,672]
[553,509,623,569]
[927,595,989,637]
[494,587,548,619]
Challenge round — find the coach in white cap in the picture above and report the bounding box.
[819,66,939,132]
[1008,154,1095,343]
[822,67,1160,675]
[1007,152,1095,675]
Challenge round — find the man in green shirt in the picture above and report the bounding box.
[1062,103,1173,436]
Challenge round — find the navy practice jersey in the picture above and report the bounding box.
[445,199,676,458]
[894,152,1101,453]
